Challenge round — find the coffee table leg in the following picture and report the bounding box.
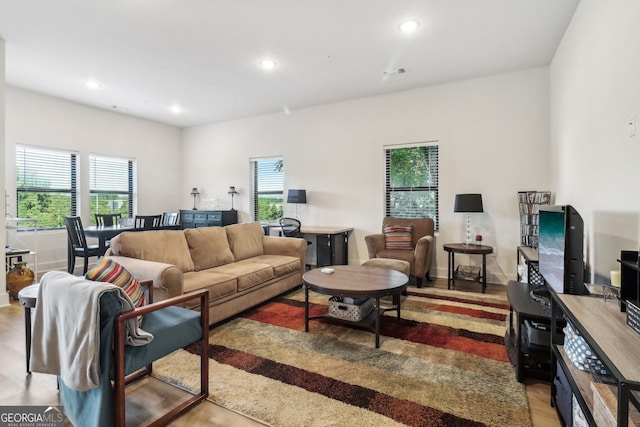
[375,297,380,348]
[304,284,309,332]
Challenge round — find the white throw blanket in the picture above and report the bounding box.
[30,271,153,391]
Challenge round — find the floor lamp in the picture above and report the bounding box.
[454,193,483,245]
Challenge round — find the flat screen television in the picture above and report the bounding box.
[538,205,588,295]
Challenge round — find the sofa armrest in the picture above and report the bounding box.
[364,233,385,258]
[263,235,307,273]
[413,235,434,276]
[106,255,184,300]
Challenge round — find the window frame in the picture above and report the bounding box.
[384,142,439,230]
[250,157,284,222]
[15,144,79,230]
[89,154,136,224]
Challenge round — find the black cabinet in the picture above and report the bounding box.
[180,210,237,229]
[316,233,348,267]
[506,281,558,382]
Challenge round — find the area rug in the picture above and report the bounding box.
[152,286,531,427]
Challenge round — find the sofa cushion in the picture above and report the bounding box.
[247,254,300,277]
[211,261,274,291]
[115,230,195,273]
[184,227,234,271]
[225,222,265,261]
[183,271,237,300]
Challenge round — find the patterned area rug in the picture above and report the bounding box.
[153,287,531,427]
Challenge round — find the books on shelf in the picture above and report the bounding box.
[518,191,551,248]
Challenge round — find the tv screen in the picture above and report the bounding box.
[538,205,587,295]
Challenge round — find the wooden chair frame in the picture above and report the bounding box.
[113,285,209,427]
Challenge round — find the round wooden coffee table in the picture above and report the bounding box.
[302,265,408,348]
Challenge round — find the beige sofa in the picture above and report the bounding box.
[105,221,306,325]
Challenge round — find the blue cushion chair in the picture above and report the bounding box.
[32,272,209,427]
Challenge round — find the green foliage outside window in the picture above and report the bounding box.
[17,192,71,229]
[89,195,130,225]
[386,145,439,229]
[257,196,283,221]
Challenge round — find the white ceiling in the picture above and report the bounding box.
[0,0,580,128]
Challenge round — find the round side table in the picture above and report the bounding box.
[443,243,494,293]
[18,283,39,374]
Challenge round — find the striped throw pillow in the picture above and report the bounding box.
[384,225,413,250]
[85,257,145,308]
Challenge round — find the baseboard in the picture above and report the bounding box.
[0,291,9,307]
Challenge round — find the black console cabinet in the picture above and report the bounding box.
[180,210,237,228]
[506,281,560,382]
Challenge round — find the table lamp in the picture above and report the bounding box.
[454,193,483,245]
[228,186,239,210]
[287,189,307,218]
[190,187,199,210]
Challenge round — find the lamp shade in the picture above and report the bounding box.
[454,194,483,213]
[287,189,307,204]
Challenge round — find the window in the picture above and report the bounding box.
[89,155,136,224]
[251,157,284,221]
[385,143,439,230]
[16,145,78,229]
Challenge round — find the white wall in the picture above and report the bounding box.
[4,87,183,274]
[182,67,551,284]
[0,39,8,306]
[550,0,640,283]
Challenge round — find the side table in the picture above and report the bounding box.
[443,243,493,293]
[18,283,39,374]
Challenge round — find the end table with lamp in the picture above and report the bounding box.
[443,243,493,293]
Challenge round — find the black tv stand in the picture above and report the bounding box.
[530,286,551,307]
[506,281,555,382]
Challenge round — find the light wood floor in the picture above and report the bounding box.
[0,278,559,426]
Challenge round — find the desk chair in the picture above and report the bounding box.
[134,215,162,230]
[280,217,312,269]
[95,213,122,227]
[64,216,103,274]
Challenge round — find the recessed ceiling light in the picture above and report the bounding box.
[259,59,277,70]
[399,20,419,32]
[170,104,182,114]
[85,79,102,89]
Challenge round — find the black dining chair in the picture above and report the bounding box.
[134,215,162,230]
[64,216,103,274]
[95,213,122,227]
[161,212,179,226]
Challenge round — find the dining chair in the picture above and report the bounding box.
[95,213,122,226]
[161,212,179,226]
[134,215,162,230]
[64,216,103,274]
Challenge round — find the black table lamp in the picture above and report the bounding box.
[454,193,483,245]
[287,189,307,218]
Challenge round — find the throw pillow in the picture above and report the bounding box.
[85,257,145,309]
[384,225,413,250]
